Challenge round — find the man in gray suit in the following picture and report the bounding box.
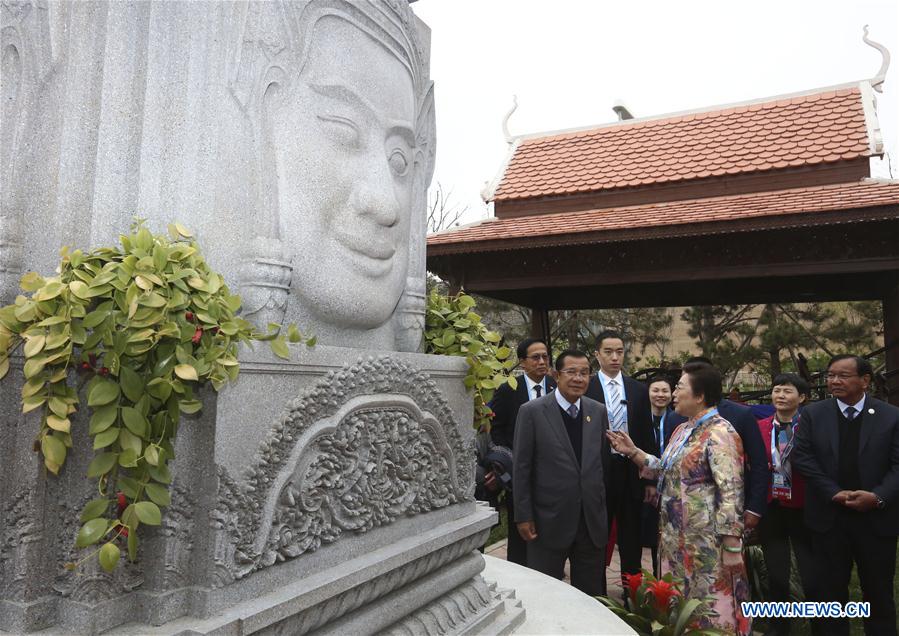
[513,349,611,596]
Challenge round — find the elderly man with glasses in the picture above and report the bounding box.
[488,338,556,566]
[513,349,612,596]
[793,354,899,636]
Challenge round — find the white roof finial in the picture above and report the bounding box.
[502,95,519,144]
[863,25,891,93]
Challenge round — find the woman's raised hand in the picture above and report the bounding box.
[606,430,636,456]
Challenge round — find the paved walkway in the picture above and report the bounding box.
[485,539,655,601]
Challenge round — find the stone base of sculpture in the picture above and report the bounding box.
[0,346,524,635]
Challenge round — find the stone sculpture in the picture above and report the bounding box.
[0,1,524,634]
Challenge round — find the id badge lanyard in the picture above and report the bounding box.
[658,411,667,456]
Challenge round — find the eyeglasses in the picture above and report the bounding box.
[673,383,689,392]
[825,373,859,381]
[559,368,591,379]
[525,354,550,362]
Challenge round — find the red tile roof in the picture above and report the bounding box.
[492,87,873,202]
[429,181,899,254]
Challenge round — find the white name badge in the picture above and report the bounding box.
[772,472,792,501]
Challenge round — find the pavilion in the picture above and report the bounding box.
[426,72,899,404]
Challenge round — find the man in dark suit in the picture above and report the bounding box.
[585,330,654,592]
[513,349,611,596]
[664,357,769,532]
[792,355,899,636]
[488,338,556,566]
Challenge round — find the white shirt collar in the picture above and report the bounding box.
[598,370,623,387]
[836,395,866,417]
[523,374,547,399]
[555,390,581,412]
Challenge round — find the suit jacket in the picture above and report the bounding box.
[488,374,556,449]
[586,373,655,496]
[791,396,899,536]
[665,399,769,517]
[512,393,611,550]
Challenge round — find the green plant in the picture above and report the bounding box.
[424,290,516,430]
[598,570,727,636]
[0,220,312,572]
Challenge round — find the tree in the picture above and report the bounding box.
[427,183,467,234]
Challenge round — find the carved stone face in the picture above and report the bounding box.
[270,16,416,329]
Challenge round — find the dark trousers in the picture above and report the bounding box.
[810,512,898,636]
[608,455,643,583]
[758,503,816,635]
[505,495,527,566]
[527,514,607,597]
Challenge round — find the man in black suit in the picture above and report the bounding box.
[513,349,611,595]
[585,330,655,592]
[792,355,899,636]
[488,338,556,566]
[664,357,769,533]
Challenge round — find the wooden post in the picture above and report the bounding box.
[531,308,551,351]
[883,278,899,406]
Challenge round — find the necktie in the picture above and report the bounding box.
[567,404,578,419]
[608,379,623,431]
[534,384,542,398]
[845,406,857,421]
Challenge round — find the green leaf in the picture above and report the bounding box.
[174,364,198,381]
[118,448,138,467]
[80,498,110,523]
[22,356,47,379]
[270,336,290,359]
[69,280,90,299]
[98,541,120,573]
[121,407,148,437]
[19,271,45,292]
[144,483,171,507]
[41,435,67,468]
[148,461,172,484]
[23,334,46,357]
[89,405,119,434]
[119,366,144,402]
[93,426,120,449]
[287,324,302,343]
[134,501,161,525]
[673,598,702,636]
[178,399,202,414]
[127,527,139,561]
[87,452,119,478]
[83,308,109,329]
[75,518,109,548]
[48,396,69,419]
[145,444,160,466]
[119,428,143,456]
[88,380,120,406]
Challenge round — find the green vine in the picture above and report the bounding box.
[0,220,312,572]
[424,290,516,430]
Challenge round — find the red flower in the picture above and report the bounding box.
[99,367,109,376]
[191,327,203,344]
[88,353,97,366]
[646,579,680,612]
[624,572,643,602]
[80,362,91,371]
[116,492,127,516]
[185,312,194,322]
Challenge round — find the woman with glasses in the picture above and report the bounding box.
[608,361,751,635]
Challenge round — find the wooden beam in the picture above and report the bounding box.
[530,308,551,351]
[883,276,899,406]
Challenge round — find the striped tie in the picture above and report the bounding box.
[608,379,623,431]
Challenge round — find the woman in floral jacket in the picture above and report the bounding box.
[608,361,751,635]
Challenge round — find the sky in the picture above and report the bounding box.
[412,0,899,225]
